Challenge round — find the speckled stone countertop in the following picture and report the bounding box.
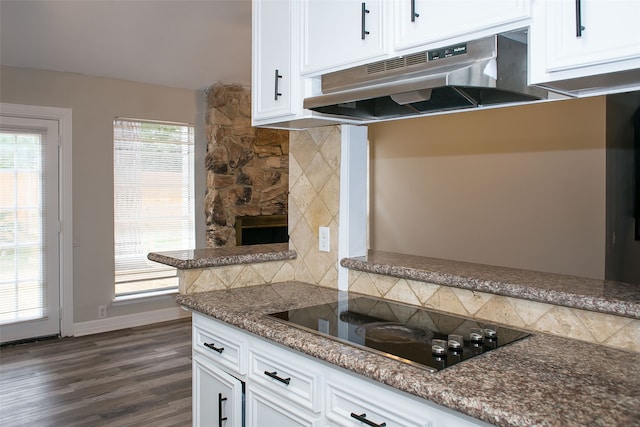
[147,243,296,269]
[341,250,640,319]
[176,281,640,427]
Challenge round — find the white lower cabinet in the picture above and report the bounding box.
[193,355,244,427]
[192,312,488,427]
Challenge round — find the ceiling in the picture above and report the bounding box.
[0,0,252,91]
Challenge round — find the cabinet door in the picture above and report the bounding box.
[246,384,322,427]
[253,0,295,120]
[394,0,530,51]
[543,0,640,72]
[193,356,244,427]
[302,0,386,74]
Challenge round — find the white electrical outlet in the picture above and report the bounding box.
[98,304,107,319]
[319,226,330,252]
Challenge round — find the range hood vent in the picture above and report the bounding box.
[303,34,548,121]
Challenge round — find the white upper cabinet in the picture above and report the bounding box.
[252,0,297,121]
[394,0,531,51]
[302,0,386,74]
[529,0,640,94]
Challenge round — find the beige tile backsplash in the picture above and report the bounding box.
[348,270,640,352]
[181,125,639,352]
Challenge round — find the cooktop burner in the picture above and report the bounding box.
[268,296,530,372]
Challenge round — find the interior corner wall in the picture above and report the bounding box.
[368,97,608,279]
[0,65,204,323]
[605,92,640,284]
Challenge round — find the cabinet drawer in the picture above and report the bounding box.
[325,371,488,427]
[193,313,247,375]
[249,341,322,413]
[326,379,431,427]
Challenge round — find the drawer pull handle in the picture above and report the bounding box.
[264,370,291,385]
[350,412,387,427]
[204,342,224,353]
[218,393,227,427]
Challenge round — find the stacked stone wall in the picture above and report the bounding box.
[204,82,289,247]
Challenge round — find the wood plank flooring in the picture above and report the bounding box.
[0,318,193,427]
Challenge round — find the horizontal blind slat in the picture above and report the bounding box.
[113,119,194,291]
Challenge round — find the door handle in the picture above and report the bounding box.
[361,3,370,39]
[575,0,585,37]
[218,393,227,427]
[274,69,283,101]
[411,0,420,22]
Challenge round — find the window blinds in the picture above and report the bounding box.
[113,119,194,291]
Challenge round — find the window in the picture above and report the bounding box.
[113,118,194,297]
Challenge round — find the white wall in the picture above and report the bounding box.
[368,96,609,279]
[0,66,206,325]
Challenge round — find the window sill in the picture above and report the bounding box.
[113,288,178,305]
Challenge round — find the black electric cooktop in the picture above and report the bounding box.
[268,296,530,372]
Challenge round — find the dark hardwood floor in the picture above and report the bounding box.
[0,318,192,426]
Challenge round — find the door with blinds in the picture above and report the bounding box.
[0,115,60,343]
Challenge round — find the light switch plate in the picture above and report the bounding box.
[319,226,330,252]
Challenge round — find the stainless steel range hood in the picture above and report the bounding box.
[303,34,547,120]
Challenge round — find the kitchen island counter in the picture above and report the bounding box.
[176,281,640,427]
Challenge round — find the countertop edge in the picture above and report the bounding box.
[147,244,296,269]
[340,256,640,320]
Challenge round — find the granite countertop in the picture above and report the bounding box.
[342,250,640,319]
[176,281,640,427]
[147,242,296,269]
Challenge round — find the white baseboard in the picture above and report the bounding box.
[73,307,191,337]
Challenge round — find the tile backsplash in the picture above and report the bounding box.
[180,124,638,352]
[348,269,639,352]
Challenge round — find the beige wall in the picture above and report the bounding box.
[0,66,206,323]
[369,97,609,279]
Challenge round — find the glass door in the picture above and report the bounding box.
[0,115,60,343]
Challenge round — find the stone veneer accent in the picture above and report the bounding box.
[181,126,342,293]
[347,269,640,352]
[204,82,289,247]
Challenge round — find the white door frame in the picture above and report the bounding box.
[1,103,73,337]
